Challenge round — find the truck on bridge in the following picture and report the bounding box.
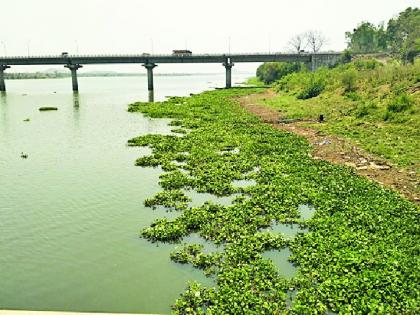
[172,49,192,56]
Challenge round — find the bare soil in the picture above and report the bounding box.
[238,90,420,203]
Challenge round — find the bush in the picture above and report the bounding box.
[387,92,414,113]
[354,58,382,70]
[345,91,362,101]
[256,62,302,84]
[355,101,377,118]
[297,76,326,99]
[341,69,358,92]
[339,49,353,64]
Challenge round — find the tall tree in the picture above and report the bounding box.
[345,22,387,53]
[306,30,327,53]
[387,7,420,62]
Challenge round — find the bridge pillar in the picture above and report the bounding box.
[0,65,11,92]
[64,64,83,91]
[143,63,157,92]
[223,61,234,88]
[310,55,318,72]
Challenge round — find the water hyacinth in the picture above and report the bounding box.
[129,88,419,314]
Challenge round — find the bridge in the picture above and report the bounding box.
[0,52,341,94]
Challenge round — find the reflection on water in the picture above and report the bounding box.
[148,90,154,102]
[73,92,80,108]
[0,74,252,314]
[0,92,8,134]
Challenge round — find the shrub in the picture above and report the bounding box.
[339,49,353,64]
[354,58,382,70]
[297,76,325,99]
[345,91,362,101]
[387,92,414,113]
[341,69,358,92]
[256,62,302,84]
[355,101,376,118]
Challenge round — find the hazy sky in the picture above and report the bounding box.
[1,0,418,73]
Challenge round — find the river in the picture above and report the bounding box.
[0,73,251,314]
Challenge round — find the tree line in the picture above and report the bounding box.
[345,7,419,62]
[256,7,419,84]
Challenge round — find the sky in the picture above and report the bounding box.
[1,0,418,73]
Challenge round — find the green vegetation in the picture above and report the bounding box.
[296,73,326,100]
[346,7,419,62]
[256,62,303,84]
[128,88,419,314]
[261,59,420,170]
[244,76,265,86]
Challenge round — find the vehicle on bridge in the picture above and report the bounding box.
[172,50,192,56]
[61,52,69,57]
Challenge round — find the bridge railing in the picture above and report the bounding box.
[0,51,341,59]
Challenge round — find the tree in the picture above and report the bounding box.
[306,30,327,53]
[345,7,419,62]
[288,33,307,53]
[387,7,420,63]
[345,22,387,53]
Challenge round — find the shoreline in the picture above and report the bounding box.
[238,88,419,203]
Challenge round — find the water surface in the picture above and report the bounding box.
[0,73,250,314]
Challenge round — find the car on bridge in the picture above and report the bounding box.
[172,50,192,56]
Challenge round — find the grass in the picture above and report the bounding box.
[258,59,420,171]
[244,76,266,86]
[128,88,419,314]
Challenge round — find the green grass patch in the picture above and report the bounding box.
[244,76,266,86]
[262,60,420,171]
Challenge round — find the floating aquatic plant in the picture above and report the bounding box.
[129,88,419,314]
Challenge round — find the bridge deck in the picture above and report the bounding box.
[0,53,340,66]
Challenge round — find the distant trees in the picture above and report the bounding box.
[345,7,419,62]
[287,31,327,53]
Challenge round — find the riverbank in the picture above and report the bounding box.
[238,89,419,203]
[129,88,419,314]
[256,60,420,172]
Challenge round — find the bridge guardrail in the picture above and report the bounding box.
[0,52,341,60]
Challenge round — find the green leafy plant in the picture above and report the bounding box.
[387,92,414,113]
[341,69,358,93]
[297,75,325,99]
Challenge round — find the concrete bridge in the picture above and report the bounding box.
[0,52,341,93]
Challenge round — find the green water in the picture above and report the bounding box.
[0,74,250,314]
